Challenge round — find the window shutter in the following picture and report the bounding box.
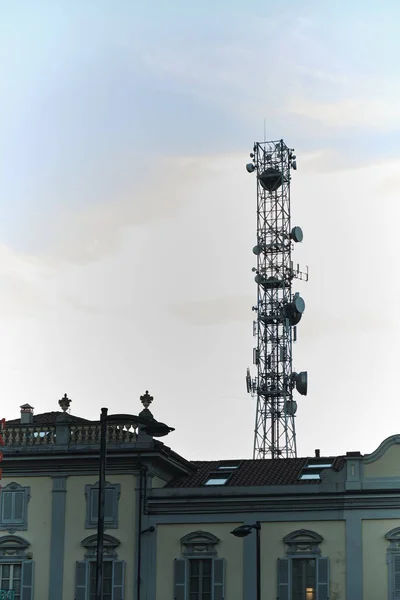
[112,560,125,600]
[174,558,186,600]
[91,490,99,522]
[317,557,329,600]
[2,492,12,521]
[393,555,400,595]
[75,561,88,600]
[213,558,225,600]
[21,561,34,600]
[105,489,114,520]
[277,558,290,600]
[14,492,24,521]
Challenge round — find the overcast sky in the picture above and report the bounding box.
[1,1,400,460]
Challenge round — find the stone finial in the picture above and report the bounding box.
[58,393,71,413]
[140,390,153,410]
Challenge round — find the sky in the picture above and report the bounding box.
[1,0,400,460]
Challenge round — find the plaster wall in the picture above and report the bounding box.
[156,522,243,600]
[0,476,52,600]
[262,520,346,600]
[362,518,400,600]
[62,474,137,600]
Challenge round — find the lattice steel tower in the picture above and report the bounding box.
[245,139,308,459]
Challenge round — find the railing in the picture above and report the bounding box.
[3,423,137,447]
[70,424,137,444]
[3,427,56,446]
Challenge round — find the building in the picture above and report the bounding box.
[1,395,400,599]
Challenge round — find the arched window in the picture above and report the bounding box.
[385,527,400,599]
[174,531,225,600]
[75,534,125,600]
[0,535,34,600]
[277,529,329,600]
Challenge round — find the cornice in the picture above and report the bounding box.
[147,490,400,515]
[363,434,400,464]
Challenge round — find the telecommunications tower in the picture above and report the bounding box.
[245,139,308,459]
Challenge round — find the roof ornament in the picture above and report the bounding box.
[140,390,153,409]
[139,390,154,422]
[58,393,71,413]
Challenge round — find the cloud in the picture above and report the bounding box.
[287,95,400,131]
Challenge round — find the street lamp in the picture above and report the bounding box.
[95,394,174,600]
[230,521,261,600]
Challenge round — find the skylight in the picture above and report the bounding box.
[306,463,332,469]
[217,460,242,470]
[204,473,231,486]
[299,473,321,481]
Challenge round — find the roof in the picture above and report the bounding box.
[166,456,346,488]
[6,411,91,427]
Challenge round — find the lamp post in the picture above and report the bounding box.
[95,397,174,600]
[231,521,261,600]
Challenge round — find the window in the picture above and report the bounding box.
[189,558,212,600]
[174,531,225,600]
[298,461,333,482]
[292,558,316,600]
[88,561,112,600]
[0,484,30,532]
[0,564,22,600]
[0,537,34,600]
[75,561,124,600]
[278,530,329,600]
[385,527,400,599]
[204,473,231,486]
[85,482,120,529]
[216,460,242,470]
[75,534,125,600]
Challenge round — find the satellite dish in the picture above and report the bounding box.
[284,399,298,416]
[258,168,283,192]
[290,226,303,243]
[284,295,305,325]
[295,371,308,396]
[246,163,255,173]
[292,160,297,170]
[253,245,263,255]
[292,295,305,314]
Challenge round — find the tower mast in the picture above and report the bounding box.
[245,140,308,459]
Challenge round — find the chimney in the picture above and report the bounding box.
[315,449,320,458]
[20,404,34,425]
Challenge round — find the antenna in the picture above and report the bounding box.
[263,119,266,143]
[245,140,308,459]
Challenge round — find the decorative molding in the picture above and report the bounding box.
[283,529,323,555]
[363,434,400,464]
[385,526,400,552]
[81,534,120,559]
[0,535,30,559]
[180,531,220,556]
[52,477,67,492]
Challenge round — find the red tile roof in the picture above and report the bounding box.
[6,411,91,426]
[166,456,346,488]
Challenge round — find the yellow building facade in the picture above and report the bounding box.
[2,400,400,600]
